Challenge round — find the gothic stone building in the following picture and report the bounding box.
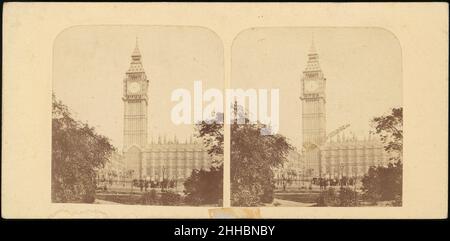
[121,41,212,181]
[320,135,389,178]
[300,41,388,178]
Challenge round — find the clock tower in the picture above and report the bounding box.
[123,39,149,152]
[300,40,326,177]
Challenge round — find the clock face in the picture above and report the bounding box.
[128,82,141,93]
[305,81,319,92]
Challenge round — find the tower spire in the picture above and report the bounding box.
[128,37,145,73]
[132,37,141,58]
[304,33,321,72]
[310,32,316,53]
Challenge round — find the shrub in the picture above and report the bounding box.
[317,187,359,207]
[361,162,402,204]
[184,195,203,206]
[260,182,275,204]
[160,191,182,206]
[141,189,159,205]
[82,192,96,204]
[392,194,402,207]
[338,187,358,207]
[184,166,223,205]
[231,188,260,207]
[316,188,338,207]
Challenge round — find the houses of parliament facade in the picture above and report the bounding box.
[300,41,389,179]
[103,41,212,182]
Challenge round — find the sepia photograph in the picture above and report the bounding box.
[52,26,224,206]
[2,3,447,220]
[230,28,403,207]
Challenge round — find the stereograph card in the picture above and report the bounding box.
[2,2,448,219]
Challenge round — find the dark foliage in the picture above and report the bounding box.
[361,161,402,205]
[183,113,224,205]
[362,107,403,206]
[160,191,182,206]
[371,107,403,161]
[316,187,358,207]
[230,102,293,206]
[184,166,223,205]
[316,188,338,207]
[195,114,224,167]
[141,189,159,205]
[338,187,358,207]
[52,94,115,203]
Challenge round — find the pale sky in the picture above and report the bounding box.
[231,27,402,150]
[53,26,224,149]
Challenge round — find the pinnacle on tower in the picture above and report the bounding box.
[127,37,145,73]
[304,34,321,73]
[132,37,141,59]
[310,32,316,53]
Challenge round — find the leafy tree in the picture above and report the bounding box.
[231,189,260,207]
[231,103,293,206]
[316,188,338,207]
[195,113,224,167]
[362,107,403,205]
[52,94,115,203]
[361,162,402,205]
[183,102,293,207]
[141,189,159,205]
[371,107,403,162]
[183,113,224,205]
[316,187,358,207]
[184,166,223,205]
[338,187,358,207]
[160,191,183,206]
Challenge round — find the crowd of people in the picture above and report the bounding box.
[311,176,357,190]
[132,179,178,191]
[96,178,179,192]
